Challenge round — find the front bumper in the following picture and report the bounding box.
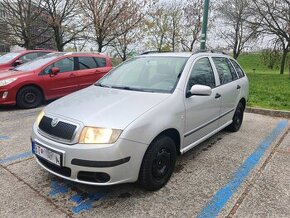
[0,88,16,105]
[31,124,148,185]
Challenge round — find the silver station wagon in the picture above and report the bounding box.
[31,51,249,191]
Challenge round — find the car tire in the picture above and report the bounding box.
[17,86,43,109]
[227,102,245,132]
[138,135,177,191]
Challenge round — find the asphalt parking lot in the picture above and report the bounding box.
[0,106,289,218]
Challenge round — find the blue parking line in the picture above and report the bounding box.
[71,192,106,214]
[0,136,9,141]
[0,151,33,165]
[197,120,288,218]
[49,180,73,197]
[50,180,107,214]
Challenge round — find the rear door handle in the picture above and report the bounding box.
[215,93,221,99]
[70,73,76,77]
[237,85,241,89]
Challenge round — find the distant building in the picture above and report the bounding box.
[0,1,56,52]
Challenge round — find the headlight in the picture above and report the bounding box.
[79,127,122,144]
[36,111,45,126]
[0,78,17,87]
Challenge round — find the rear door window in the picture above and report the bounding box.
[78,57,97,70]
[94,57,106,67]
[212,57,237,85]
[230,59,245,78]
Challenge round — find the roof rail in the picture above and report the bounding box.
[140,50,171,55]
[193,50,228,55]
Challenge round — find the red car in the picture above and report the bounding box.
[0,52,112,108]
[0,50,54,71]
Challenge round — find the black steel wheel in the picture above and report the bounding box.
[138,135,177,191]
[16,86,43,109]
[227,102,245,132]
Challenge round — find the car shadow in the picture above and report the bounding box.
[0,100,55,112]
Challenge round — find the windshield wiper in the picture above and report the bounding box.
[111,86,159,93]
[94,83,110,88]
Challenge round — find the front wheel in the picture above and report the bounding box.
[227,102,245,132]
[16,86,43,109]
[138,135,177,191]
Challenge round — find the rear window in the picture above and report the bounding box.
[230,59,245,78]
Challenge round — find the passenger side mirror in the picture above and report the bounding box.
[50,67,60,76]
[187,85,212,98]
[13,60,23,67]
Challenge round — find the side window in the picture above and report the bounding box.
[212,57,236,85]
[94,57,106,67]
[226,58,238,80]
[43,57,74,74]
[230,59,245,78]
[78,57,97,70]
[19,53,38,63]
[187,57,216,90]
[37,52,49,58]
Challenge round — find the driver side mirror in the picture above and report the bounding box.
[50,67,60,76]
[186,85,212,98]
[13,60,23,67]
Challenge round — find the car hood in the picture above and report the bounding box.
[45,85,170,130]
[0,65,13,71]
[0,69,30,79]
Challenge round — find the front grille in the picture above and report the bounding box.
[37,156,71,177]
[39,116,77,141]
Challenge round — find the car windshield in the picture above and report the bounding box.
[96,56,188,93]
[14,53,63,71]
[0,52,21,64]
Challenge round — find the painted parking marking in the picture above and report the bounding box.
[0,151,33,165]
[71,192,107,214]
[197,120,289,218]
[49,180,108,214]
[0,136,9,141]
[49,180,73,197]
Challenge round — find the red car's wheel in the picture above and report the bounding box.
[16,86,43,109]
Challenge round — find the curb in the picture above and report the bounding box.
[246,107,290,119]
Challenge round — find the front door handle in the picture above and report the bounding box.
[237,85,241,89]
[215,93,221,99]
[70,73,76,77]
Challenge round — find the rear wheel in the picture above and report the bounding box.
[138,135,177,191]
[227,102,245,132]
[16,86,43,109]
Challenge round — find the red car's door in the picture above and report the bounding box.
[75,56,111,90]
[42,57,79,99]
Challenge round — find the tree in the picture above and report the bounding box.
[145,0,203,52]
[42,0,87,51]
[167,1,183,52]
[216,0,259,59]
[111,28,142,61]
[145,3,171,51]
[0,0,51,49]
[252,0,290,74]
[180,0,203,52]
[79,0,149,52]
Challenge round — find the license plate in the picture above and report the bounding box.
[32,142,62,167]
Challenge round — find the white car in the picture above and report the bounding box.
[31,51,249,191]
